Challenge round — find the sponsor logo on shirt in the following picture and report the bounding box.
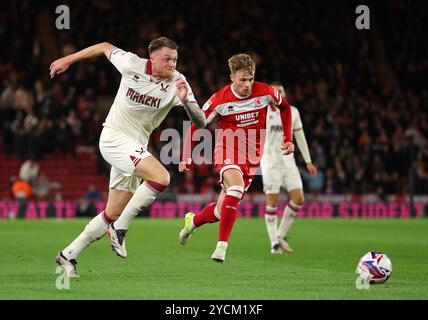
[270,125,283,133]
[235,111,260,127]
[235,111,259,121]
[126,88,161,108]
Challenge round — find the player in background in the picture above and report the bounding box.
[261,82,317,254]
[50,37,206,277]
[178,54,294,263]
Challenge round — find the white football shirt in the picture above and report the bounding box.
[263,105,302,168]
[103,48,196,146]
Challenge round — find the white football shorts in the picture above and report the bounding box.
[99,126,152,193]
[261,164,303,194]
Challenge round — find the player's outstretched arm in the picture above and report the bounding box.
[294,127,316,176]
[50,42,116,78]
[278,104,294,155]
[176,77,207,129]
[182,100,207,129]
[179,123,198,172]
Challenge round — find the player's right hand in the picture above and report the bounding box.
[49,57,71,78]
[179,160,190,172]
[281,141,294,155]
[307,163,318,177]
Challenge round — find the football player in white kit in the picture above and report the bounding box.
[49,37,206,277]
[260,82,317,254]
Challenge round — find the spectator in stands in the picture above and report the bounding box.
[84,185,102,201]
[19,160,39,184]
[12,178,32,200]
[32,173,61,200]
[56,118,72,154]
[302,166,325,196]
[76,197,97,217]
[414,163,428,194]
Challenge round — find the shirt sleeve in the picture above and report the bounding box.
[109,48,142,74]
[269,85,284,106]
[293,107,303,130]
[267,85,293,143]
[294,127,312,164]
[292,107,311,163]
[202,93,220,124]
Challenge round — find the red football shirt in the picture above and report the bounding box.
[183,81,292,168]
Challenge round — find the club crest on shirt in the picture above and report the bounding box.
[202,99,212,111]
[160,83,169,92]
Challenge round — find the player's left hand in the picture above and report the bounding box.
[281,141,294,155]
[49,56,71,78]
[179,160,190,172]
[176,77,189,102]
[307,163,318,177]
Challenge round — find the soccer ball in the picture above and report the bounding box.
[356,251,392,284]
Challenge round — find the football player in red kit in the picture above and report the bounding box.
[178,53,294,263]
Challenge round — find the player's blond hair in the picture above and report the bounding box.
[148,37,179,55]
[228,53,256,75]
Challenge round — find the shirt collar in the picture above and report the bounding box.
[231,84,251,99]
[145,59,152,75]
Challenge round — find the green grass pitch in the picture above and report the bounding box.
[0,218,427,299]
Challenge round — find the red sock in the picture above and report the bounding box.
[218,192,242,242]
[193,202,219,227]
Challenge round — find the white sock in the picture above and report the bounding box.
[277,201,301,239]
[114,180,165,230]
[62,211,110,260]
[264,206,278,247]
[216,241,228,250]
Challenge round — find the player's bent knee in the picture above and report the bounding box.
[293,195,305,206]
[146,179,169,193]
[149,172,170,188]
[161,172,171,187]
[226,185,245,198]
[266,195,279,208]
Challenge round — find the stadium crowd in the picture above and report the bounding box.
[0,0,427,199]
